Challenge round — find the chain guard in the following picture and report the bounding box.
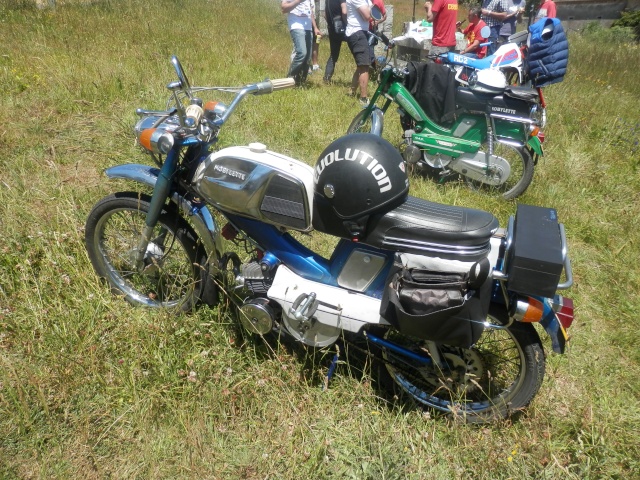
[449,151,512,186]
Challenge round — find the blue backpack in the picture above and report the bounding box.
[527,17,569,87]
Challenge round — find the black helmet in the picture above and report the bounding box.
[312,133,409,239]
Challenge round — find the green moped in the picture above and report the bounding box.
[348,63,546,199]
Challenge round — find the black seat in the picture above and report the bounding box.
[504,86,540,103]
[455,86,534,120]
[363,196,499,261]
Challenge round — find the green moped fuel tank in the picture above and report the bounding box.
[387,82,482,156]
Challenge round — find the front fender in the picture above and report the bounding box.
[105,164,161,188]
[105,164,222,261]
[370,107,385,136]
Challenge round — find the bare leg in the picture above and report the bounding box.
[356,65,369,99]
[312,40,319,66]
[350,69,359,96]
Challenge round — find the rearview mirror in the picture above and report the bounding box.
[371,5,383,21]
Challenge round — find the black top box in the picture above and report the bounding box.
[507,204,564,298]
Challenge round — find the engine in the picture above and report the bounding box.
[231,261,278,336]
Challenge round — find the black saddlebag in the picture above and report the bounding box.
[507,203,564,298]
[380,256,491,348]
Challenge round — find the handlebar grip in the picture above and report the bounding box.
[253,78,296,95]
[185,104,204,127]
[271,78,296,91]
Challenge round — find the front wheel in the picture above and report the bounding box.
[465,143,535,200]
[347,109,376,134]
[382,309,545,423]
[85,192,205,311]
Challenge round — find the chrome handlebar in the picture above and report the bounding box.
[138,56,295,136]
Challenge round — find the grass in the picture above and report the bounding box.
[1,0,640,478]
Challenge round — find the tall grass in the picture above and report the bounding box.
[1,1,639,478]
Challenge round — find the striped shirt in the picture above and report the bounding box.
[481,0,508,27]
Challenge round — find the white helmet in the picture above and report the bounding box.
[468,69,507,94]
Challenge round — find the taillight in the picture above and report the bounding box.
[553,296,574,329]
[537,131,545,144]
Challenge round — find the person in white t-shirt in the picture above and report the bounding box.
[281,0,321,86]
[345,0,373,105]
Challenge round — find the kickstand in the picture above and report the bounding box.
[322,344,341,391]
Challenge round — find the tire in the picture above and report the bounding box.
[85,192,205,311]
[382,307,545,424]
[347,109,375,134]
[465,142,534,200]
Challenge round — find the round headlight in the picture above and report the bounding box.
[468,71,478,87]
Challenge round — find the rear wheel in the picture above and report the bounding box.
[85,192,205,311]
[382,308,545,423]
[465,142,534,200]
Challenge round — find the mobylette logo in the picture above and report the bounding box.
[491,106,517,115]
[213,163,247,181]
[314,148,392,193]
[395,95,421,121]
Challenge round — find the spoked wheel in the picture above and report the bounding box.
[347,109,375,134]
[85,192,205,311]
[382,309,545,423]
[465,143,534,200]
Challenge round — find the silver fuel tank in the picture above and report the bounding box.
[192,143,315,232]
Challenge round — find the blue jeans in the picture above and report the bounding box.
[288,28,313,85]
[487,25,501,55]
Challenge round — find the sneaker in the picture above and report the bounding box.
[359,97,369,107]
[312,64,321,72]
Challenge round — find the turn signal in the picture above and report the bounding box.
[139,128,156,151]
[511,296,544,323]
[529,125,540,138]
[204,100,228,120]
[138,128,174,154]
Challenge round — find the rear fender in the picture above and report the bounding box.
[527,135,543,157]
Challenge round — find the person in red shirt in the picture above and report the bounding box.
[424,0,459,55]
[535,0,557,19]
[458,7,488,58]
